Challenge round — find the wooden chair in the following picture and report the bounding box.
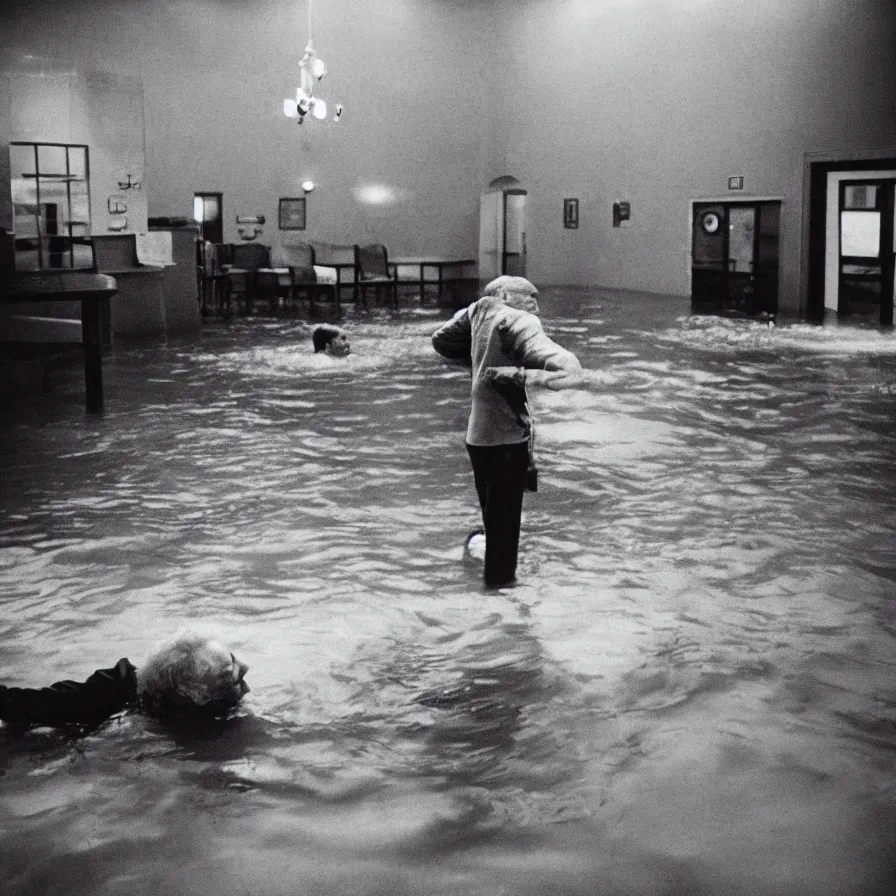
[224,243,270,314]
[353,243,398,310]
[282,242,338,313]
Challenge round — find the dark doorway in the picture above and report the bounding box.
[691,200,781,317]
[193,192,223,245]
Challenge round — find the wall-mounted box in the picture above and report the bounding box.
[612,201,630,227]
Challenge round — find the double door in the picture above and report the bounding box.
[691,200,780,317]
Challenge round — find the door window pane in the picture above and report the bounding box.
[842,262,881,276]
[843,184,879,210]
[692,205,725,268]
[728,206,755,273]
[840,211,880,257]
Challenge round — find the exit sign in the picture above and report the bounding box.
[728,176,744,190]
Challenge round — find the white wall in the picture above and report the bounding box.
[2,0,896,317]
[488,0,896,314]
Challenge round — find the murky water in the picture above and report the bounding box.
[1,288,895,896]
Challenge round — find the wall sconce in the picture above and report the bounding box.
[237,225,263,241]
[302,180,315,193]
[117,173,141,191]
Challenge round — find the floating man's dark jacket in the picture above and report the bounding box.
[0,658,137,727]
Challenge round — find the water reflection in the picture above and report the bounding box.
[1,290,895,895]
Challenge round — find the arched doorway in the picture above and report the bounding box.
[479,176,527,283]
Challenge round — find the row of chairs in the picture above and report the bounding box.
[198,241,400,317]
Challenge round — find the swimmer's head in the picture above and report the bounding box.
[483,276,539,313]
[138,630,250,719]
[312,324,351,357]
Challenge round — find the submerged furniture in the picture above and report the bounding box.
[94,234,165,338]
[144,226,201,334]
[281,242,338,312]
[1,271,118,412]
[390,255,478,304]
[224,243,271,314]
[353,243,399,310]
[199,242,232,315]
[310,243,356,304]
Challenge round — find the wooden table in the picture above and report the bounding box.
[1,272,118,412]
[390,257,477,302]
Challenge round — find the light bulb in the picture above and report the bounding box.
[312,98,327,119]
[302,180,315,193]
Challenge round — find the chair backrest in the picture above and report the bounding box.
[276,241,316,272]
[287,242,317,283]
[355,243,390,280]
[230,242,270,270]
[313,242,354,266]
[202,242,232,275]
[214,243,233,269]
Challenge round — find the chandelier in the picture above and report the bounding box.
[283,0,343,124]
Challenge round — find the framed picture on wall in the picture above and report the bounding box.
[279,197,306,230]
[564,198,579,229]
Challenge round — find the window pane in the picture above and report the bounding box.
[840,211,880,257]
[842,262,880,276]
[692,205,725,267]
[10,143,35,178]
[68,146,87,180]
[37,144,67,176]
[843,184,879,210]
[728,206,755,273]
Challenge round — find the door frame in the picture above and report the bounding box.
[835,178,896,324]
[689,197,782,316]
[502,188,527,276]
[193,192,223,245]
[804,151,896,322]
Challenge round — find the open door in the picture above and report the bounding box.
[479,178,527,283]
[193,192,223,245]
[503,190,527,277]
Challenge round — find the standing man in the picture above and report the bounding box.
[431,276,582,588]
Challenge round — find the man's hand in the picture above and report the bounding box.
[483,366,526,387]
[483,366,582,391]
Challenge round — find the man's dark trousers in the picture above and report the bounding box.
[466,441,529,588]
